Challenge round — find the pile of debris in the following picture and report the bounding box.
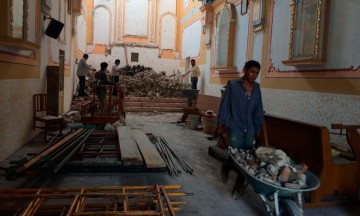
[231,147,309,189]
[124,70,191,98]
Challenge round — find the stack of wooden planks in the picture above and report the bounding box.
[118,126,166,168]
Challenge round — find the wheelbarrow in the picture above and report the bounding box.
[229,153,320,216]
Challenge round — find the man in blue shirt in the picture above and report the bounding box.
[217,60,264,185]
[217,60,263,150]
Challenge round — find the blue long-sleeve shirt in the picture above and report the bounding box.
[218,78,264,135]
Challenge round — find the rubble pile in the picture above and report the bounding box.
[231,147,309,189]
[124,70,191,98]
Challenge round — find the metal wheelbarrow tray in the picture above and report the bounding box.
[230,153,320,216]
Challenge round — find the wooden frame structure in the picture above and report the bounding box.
[0,185,188,216]
[81,85,125,125]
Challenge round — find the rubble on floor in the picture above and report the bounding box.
[230,147,308,189]
[124,70,191,98]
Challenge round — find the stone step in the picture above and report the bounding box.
[124,97,187,113]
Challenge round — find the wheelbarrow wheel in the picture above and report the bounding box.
[279,199,302,216]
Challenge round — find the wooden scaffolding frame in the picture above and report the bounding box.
[0,185,188,216]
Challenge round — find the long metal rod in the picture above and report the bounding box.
[54,129,94,172]
[160,137,193,174]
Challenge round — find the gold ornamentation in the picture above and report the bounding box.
[314,0,322,59]
[286,0,327,64]
[23,0,29,40]
[288,0,295,59]
[9,0,14,37]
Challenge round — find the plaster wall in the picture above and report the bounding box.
[160,15,176,50]
[233,4,248,71]
[76,15,87,53]
[158,0,176,15]
[0,0,74,161]
[124,0,148,36]
[94,0,115,42]
[28,2,37,43]
[181,20,202,58]
[93,7,110,44]
[88,46,179,75]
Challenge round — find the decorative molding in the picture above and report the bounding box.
[288,0,295,59]
[9,0,14,37]
[149,0,156,43]
[116,0,124,41]
[0,50,36,59]
[267,57,360,78]
[58,0,67,43]
[23,0,29,40]
[286,0,327,64]
[158,12,177,51]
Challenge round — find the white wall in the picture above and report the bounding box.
[93,7,110,44]
[76,15,87,53]
[161,15,176,50]
[124,0,148,36]
[182,20,202,58]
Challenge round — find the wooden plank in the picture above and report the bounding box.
[17,129,84,173]
[117,126,143,165]
[132,129,166,168]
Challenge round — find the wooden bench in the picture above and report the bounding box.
[262,114,360,207]
[180,94,221,122]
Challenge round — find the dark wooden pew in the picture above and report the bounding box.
[262,114,360,207]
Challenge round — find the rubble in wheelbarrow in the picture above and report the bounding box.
[230,147,309,189]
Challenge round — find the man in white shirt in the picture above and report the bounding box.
[76,54,92,96]
[111,59,121,95]
[182,59,201,89]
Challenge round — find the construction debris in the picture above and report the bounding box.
[230,147,308,189]
[124,70,191,98]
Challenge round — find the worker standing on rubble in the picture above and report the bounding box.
[76,54,94,97]
[111,59,121,95]
[182,59,201,89]
[217,60,264,184]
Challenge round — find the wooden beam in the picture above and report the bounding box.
[132,129,166,168]
[117,126,143,165]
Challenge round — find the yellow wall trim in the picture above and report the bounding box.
[0,61,39,79]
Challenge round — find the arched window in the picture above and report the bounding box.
[212,2,236,72]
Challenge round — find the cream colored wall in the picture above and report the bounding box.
[0,0,75,161]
